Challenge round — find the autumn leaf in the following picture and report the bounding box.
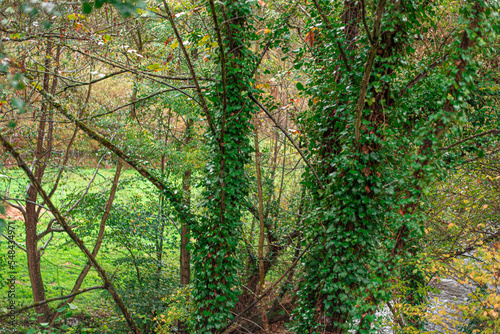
[305,30,315,47]
[258,0,267,7]
[164,37,173,46]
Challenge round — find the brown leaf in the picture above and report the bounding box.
[362,145,370,154]
[365,185,371,193]
[362,167,371,177]
[305,30,315,47]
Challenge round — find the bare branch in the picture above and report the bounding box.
[0,134,141,334]
[0,286,106,318]
[85,86,195,120]
[162,0,218,139]
[248,94,324,190]
[439,129,500,151]
[1,233,26,252]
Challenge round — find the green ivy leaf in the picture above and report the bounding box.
[82,1,93,14]
[95,0,106,9]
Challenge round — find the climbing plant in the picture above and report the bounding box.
[188,0,258,332]
[293,0,499,332]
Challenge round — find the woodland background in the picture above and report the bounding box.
[0,0,500,333]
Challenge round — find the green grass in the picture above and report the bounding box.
[0,166,181,333]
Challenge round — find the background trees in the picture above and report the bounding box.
[1,0,499,333]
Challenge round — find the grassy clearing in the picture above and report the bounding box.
[0,166,181,333]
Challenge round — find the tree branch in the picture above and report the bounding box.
[439,129,499,151]
[161,0,218,139]
[221,235,318,333]
[353,0,388,144]
[248,94,324,190]
[0,286,106,318]
[24,72,192,227]
[0,134,141,333]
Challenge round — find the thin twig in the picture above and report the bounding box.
[84,87,195,120]
[249,94,324,190]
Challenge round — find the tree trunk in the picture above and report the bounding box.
[178,119,192,334]
[253,114,268,332]
[25,40,58,323]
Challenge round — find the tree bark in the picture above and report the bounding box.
[178,119,192,334]
[253,114,268,332]
[25,40,58,323]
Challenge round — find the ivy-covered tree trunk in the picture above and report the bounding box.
[190,0,257,332]
[295,0,491,333]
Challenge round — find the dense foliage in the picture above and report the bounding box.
[0,0,500,333]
